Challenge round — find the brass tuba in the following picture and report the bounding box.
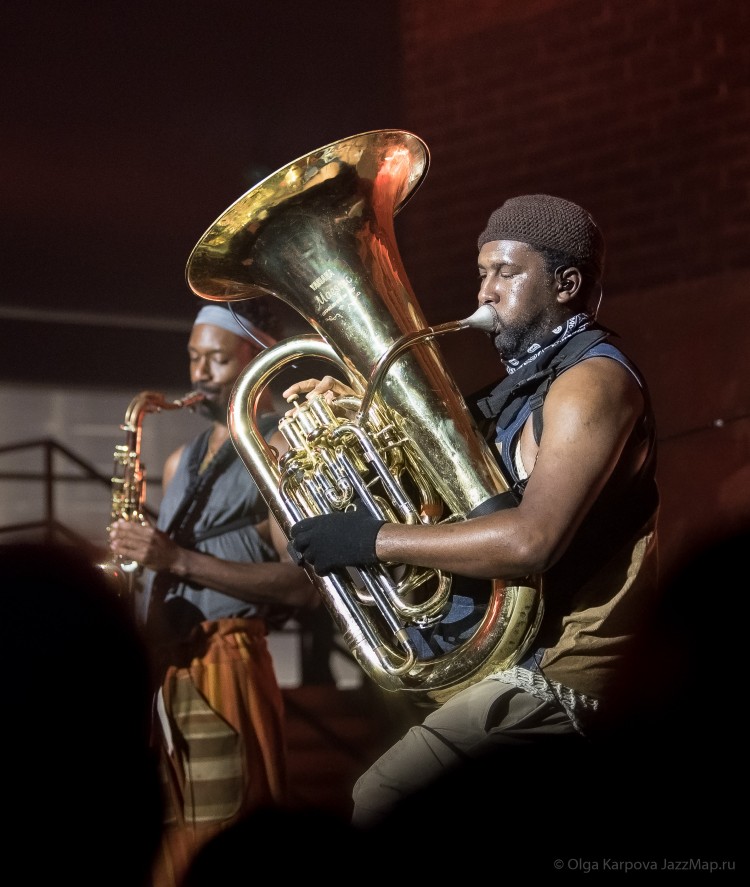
[185,130,543,705]
[99,389,205,598]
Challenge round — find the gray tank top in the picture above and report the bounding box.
[134,419,280,641]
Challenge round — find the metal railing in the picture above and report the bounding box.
[0,438,425,773]
[0,437,161,557]
[0,436,357,689]
[0,438,114,555]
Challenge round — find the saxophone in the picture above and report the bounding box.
[99,389,205,597]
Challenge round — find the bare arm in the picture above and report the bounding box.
[110,519,318,608]
[373,358,644,579]
[110,441,318,609]
[162,445,184,490]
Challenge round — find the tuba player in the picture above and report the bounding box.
[287,194,661,826]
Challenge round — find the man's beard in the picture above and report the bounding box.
[491,315,550,363]
[197,396,227,423]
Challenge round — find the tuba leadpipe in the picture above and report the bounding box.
[185,130,542,705]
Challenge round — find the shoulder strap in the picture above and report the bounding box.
[529,392,547,444]
[164,435,237,541]
[525,330,613,445]
[146,433,263,616]
[161,430,211,536]
[192,514,257,542]
[474,329,610,427]
[164,415,280,543]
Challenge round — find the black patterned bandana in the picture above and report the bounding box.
[504,312,592,375]
[476,314,609,427]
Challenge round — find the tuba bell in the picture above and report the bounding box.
[185,129,543,705]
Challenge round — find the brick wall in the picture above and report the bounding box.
[393,0,749,571]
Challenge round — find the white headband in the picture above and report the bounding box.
[193,304,277,350]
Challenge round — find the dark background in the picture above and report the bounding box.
[2,0,748,576]
[2,0,401,388]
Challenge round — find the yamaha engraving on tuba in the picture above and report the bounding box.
[185,130,543,705]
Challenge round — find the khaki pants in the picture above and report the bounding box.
[352,676,580,827]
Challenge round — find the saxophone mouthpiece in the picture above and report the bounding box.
[459,304,500,334]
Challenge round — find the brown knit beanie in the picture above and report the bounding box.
[477,194,605,275]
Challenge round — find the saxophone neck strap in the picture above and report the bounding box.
[163,430,236,539]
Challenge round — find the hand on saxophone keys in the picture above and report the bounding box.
[109,517,181,575]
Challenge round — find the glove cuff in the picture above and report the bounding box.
[351,516,385,565]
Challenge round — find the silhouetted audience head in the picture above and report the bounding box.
[4,540,163,887]
[182,805,368,884]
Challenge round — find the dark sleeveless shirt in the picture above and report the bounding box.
[474,331,660,699]
[486,338,659,599]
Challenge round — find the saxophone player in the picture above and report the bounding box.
[109,301,317,887]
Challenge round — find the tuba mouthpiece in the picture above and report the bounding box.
[458,303,500,334]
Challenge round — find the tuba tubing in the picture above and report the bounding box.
[188,129,543,705]
[229,331,543,706]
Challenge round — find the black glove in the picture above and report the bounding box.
[289,509,386,576]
